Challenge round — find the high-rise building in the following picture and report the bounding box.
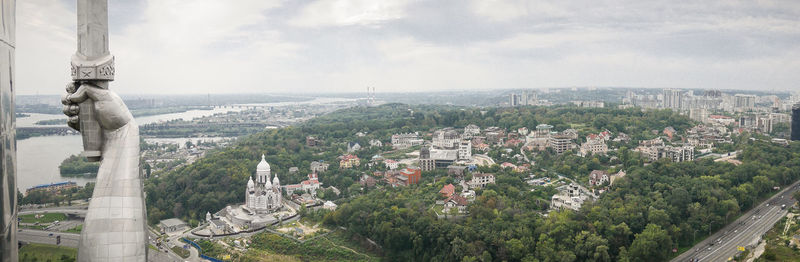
[734,94,756,111]
[510,93,519,106]
[662,89,683,110]
[792,104,800,141]
[0,1,15,260]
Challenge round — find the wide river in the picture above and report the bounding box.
[15,97,355,192]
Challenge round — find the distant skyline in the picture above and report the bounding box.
[17,0,800,95]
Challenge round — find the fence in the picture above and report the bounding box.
[181,238,223,262]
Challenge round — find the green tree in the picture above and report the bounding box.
[629,224,672,262]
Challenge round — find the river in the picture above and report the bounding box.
[15,97,356,192]
[15,106,245,192]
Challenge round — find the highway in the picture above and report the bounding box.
[18,229,80,248]
[672,180,800,262]
[19,206,88,216]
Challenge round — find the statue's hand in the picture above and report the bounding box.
[61,82,133,131]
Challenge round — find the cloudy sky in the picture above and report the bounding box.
[16,0,800,95]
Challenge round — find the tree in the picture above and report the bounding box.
[628,224,672,261]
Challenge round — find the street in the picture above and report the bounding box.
[672,180,800,262]
[18,229,80,248]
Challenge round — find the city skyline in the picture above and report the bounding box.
[16,0,800,95]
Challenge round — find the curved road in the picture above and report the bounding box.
[672,180,800,262]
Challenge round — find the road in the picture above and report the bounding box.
[19,207,88,216]
[672,180,800,262]
[18,229,80,248]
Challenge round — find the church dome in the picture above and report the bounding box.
[257,154,270,172]
[247,176,255,188]
[272,175,280,186]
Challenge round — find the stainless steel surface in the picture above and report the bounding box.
[63,0,147,260]
[0,0,16,261]
[71,0,114,161]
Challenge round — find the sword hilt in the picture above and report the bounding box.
[79,98,103,162]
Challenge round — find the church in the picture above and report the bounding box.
[246,154,283,213]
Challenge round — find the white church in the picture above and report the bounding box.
[246,154,283,213]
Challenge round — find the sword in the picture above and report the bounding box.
[69,0,114,162]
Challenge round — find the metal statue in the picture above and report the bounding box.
[61,0,146,260]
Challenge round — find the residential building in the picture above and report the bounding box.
[440,184,455,198]
[734,94,756,111]
[391,133,424,149]
[347,142,361,152]
[443,195,469,214]
[468,173,495,189]
[384,159,399,170]
[310,161,329,173]
[369,139,383,147]
[419,147,458,171]
[793,104,800,141]
[458,140,472,160]
[339,155,360,169]
[306,136,319,147]
[549,134,575,154]
[572,101,605,108]
[709,115,735,125]
[433,128,461,149]
[284,173,322,196]
[464,124,480,137]
[323,201,338,211]
[663,127,676,140]
[660,146,695,162]
[663,89,683,110]
[398,167,422,186]
[562,129,579,140]
[159,218,189,234]
[580,137,608,157]
[534,124,553,138]
[589,170,609,187]
[550,183,593,211]
[359,174,377,188]
[447,165,468,179]
[757,115,774,134]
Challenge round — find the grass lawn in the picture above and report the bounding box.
[19,213,67,224]
[19,243,77,262]
[212,230,381,261]
[64,224,82,233]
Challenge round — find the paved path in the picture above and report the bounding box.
[672,180,800,262]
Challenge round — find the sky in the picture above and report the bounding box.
[15,0,800,95]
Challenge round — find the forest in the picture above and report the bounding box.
[143,103,796,261]
[58,154,100,177]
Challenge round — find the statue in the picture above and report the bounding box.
[62,0,146,260]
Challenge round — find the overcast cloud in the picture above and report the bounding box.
[15,0,800,95]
